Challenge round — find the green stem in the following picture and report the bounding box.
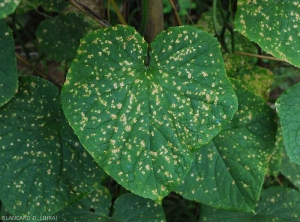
[212,0,220,36]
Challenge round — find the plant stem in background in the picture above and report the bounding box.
[144,0,164,43]
[212,0,220,36]
[235,51,287,62]
[139,0,148,35]
[169,0,182,26]
[65,0,110,27]
[109,0,127,25]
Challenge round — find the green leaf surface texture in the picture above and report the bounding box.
[0,20,18,107]
[267,127,283,176]
[112,193,166,222]
[0,0,21,19]
[278,126,300,189]
[200,187,300,222]
[281,149,300,190]
[61,25,238,201]
[235,0,300,67]
[0,76,104,218]
[53,187,112,221]
[176,79,276,212]
[36,13,98,62]
[276,82,300,165]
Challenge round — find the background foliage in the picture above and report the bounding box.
[0,0,300,221]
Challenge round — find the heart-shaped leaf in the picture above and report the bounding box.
[235,0,300,67]
[175,79,276,212]
[0,76,104,217]
[0,20,18,107]
[276,82,300,165]
[61,25,238,201]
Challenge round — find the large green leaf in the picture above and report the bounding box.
[200,187,300,221]
[0,20,18,107]
[0,76,104,218]
[112,193,166,221]
[276,82,300,165]
[0,0,21,19]
[235,0,300,67]
[36,13,98,62]
[61,25,238,201]
[175,79,276,212]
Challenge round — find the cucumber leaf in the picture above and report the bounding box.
[0,76,104,217]
[0,0,21,19]
[276,82,300,165]
[200,187,300,221]
[175,79,276,212]
[235,0,300,67]
[0,20,18,107]
[61,25,238,202]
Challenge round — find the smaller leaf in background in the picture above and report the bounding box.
[53,189,166,222]
[0,0,21,19]
[200,187,300,221]
[112,193,166,222]
[0,20,18,107]
[40,0,68,12]
[225,55,274,102]
[276,82,300,165]
[36,12,98,62]
[15,0,40,14]
[53,187,112,221]
[235,0,300,68]
[0,76,104,218]
[175,79,277,212]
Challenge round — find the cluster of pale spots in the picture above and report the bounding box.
[0,76,103,217]
[255,187,300,219]
[61,25,238,201]
[0,21,18,107]
[0,0,21,19]
[276,83,300,165]
[36,13,96,62]
[227,63,273,102]
[235,0,300,67]
[113,193,166,221]
[176,81,276,212]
